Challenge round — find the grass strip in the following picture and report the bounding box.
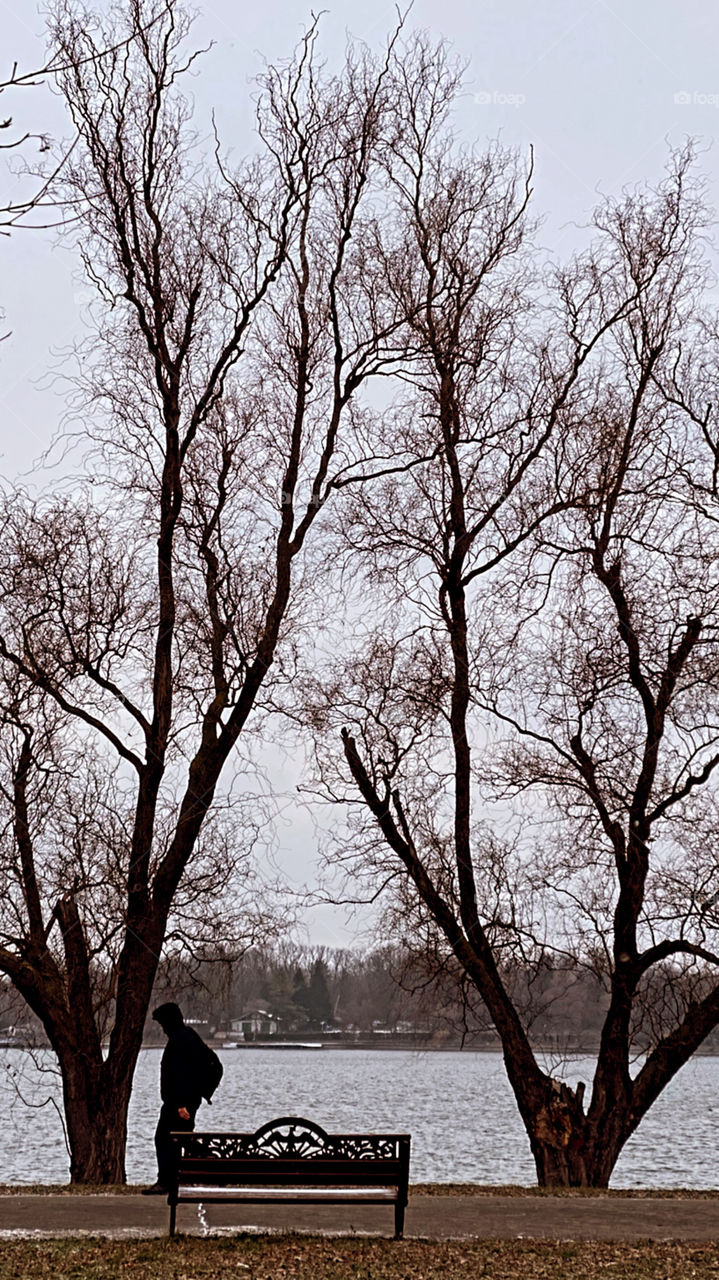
[0,1235,718,1279]
[1,1183,719,1197]
[411,1184,719,1198]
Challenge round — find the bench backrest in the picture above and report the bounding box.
[171,1116,411,1189]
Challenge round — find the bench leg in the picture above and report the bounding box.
[394,1201,405,1240]
[169,1199,177,1237]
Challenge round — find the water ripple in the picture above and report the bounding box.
[0,1048,715,1188]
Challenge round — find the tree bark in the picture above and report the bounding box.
[63,1085,129,1184]
[56,1046,134,1183]
[524,1079,627,1188]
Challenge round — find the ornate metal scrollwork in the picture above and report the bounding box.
[176,1117,404,1162]
[330,1135,399,1160]
[249,1116,330,1157]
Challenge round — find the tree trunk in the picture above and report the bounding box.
[531,1126,627,1188]
[531,1137,594,1188]
[61,1058,132,1184]
[521,1076,628,1188]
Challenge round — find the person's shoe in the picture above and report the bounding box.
[141,1182,169,1196]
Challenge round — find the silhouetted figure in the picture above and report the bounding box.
[142,1002,223,1194]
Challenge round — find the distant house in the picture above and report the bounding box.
[230,1009,280,1040]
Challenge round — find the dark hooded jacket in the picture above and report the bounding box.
[153,1003,221,1110]
[160,1023,217,1109]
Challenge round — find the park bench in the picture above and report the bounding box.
[168,1115,411,1239]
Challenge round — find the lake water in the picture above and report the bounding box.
[1,1047,718,1187]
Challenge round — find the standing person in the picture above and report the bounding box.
[142,1002,223,1194]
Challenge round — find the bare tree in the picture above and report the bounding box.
[471,153,719,1184]
[0,5,174,231]
[0,62,55,233]
[0,0,409,1181]
[308,112,719,1183]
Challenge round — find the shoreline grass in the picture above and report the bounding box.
[0,1181,717,1197]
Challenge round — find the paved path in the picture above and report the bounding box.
[2,1194,719,1241]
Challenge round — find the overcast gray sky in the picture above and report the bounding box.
[2,0,718,945]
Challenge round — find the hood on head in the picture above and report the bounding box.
[152,1002,184,1033]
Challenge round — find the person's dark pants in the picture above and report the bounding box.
[154,1102,197,1187]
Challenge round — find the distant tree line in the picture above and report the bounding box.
[149,947,719,1052]
[5,943,712,1052]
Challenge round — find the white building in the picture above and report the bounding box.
[229,1009,280,1039]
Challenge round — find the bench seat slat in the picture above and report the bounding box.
[177,1173,402,1183]
[178,1162,402,1181]
[176,1186,398,1202]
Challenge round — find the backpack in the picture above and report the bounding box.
[200,1042,223,1103]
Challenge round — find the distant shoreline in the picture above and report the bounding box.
[160,1040,719,1056]
[6,1038,719,1056]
